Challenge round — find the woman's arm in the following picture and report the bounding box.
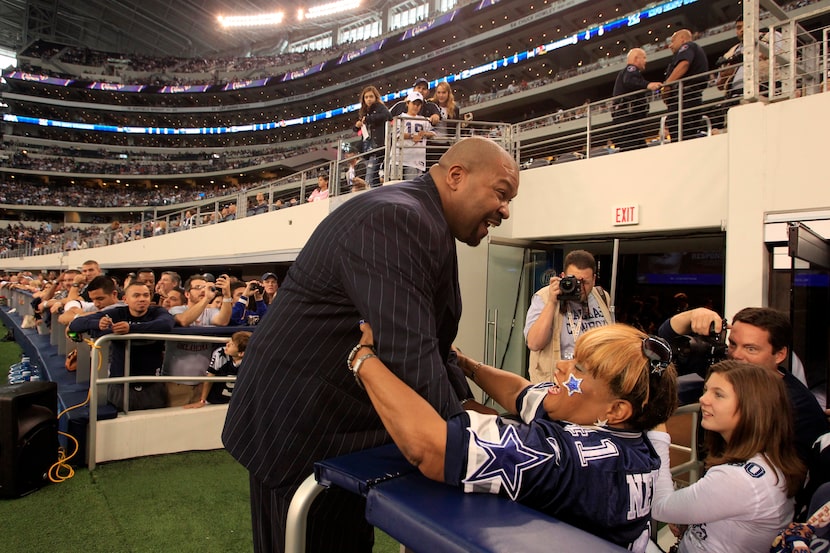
[455,352,531,415]
[648,431,762,524]
[352,343,448,481]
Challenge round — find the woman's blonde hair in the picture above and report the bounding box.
[574,324,678,430]
[429,81,456,117]
[703,360,806,496]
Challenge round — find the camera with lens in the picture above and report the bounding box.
[251,283,265,294]
[716,53,743,67]
[668,319,728,377]
[558,275,582,302]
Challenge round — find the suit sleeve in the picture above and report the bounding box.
[339,202,462,417]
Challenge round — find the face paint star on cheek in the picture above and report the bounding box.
[564,373,583,396]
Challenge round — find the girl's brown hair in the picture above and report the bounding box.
[703,360,806,496]
[358,85,385,119]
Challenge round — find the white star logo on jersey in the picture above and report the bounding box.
[465,425,553,500]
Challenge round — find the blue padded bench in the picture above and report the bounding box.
[286,443,627,553]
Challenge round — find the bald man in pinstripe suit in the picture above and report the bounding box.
[222,137,519,553]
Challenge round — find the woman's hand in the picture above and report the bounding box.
[359,320,374,346]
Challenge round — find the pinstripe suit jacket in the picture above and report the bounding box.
[222,174,470,489]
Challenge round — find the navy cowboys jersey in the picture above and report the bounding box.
[444,383,659,552]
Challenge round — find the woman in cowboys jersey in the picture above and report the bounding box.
[349,323,677,552]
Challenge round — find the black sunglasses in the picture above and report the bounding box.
[642,336,672,375]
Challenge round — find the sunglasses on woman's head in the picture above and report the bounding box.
[643,336,672,376]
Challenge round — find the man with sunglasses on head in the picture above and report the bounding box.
[659,306,828,465]
[524,250,613,384]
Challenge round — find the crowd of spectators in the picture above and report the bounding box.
[0,266,279,411]
[0,137,343,178]
[9,0,820,106]
[0,179,189,207]
[0,13,753,158]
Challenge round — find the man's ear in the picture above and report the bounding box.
[773,346,788,367]
[445,164,465,191]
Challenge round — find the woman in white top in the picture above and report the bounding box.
[649,360,806,553]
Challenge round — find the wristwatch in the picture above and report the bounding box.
[350,352,377,390]
[347,343,376,390]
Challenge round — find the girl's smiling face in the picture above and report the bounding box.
[699,371,740,443]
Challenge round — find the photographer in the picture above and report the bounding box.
[658,306,828,465]
[170,274,232,328]
[715,17,745,100]
[524,250,612,383]
[229,280,267,326]
[164,273,233,406]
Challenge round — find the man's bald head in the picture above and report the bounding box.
[436,136,516,175]
[430,137,519,246]
[669,29,693,53]
[627,48,647,70]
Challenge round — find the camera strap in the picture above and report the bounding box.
[566,307,584,341]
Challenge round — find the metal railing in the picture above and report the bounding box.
[385,117,514,182]
[669,402,702,485]
[86,332,235,470]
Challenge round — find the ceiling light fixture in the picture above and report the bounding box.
[217,12,284,28]
[299,0,361,21]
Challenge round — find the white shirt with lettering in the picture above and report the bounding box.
[648,431,793,553]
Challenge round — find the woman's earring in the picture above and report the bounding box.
[594,418,608,427]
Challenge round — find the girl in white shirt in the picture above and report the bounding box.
[649,360,806,553]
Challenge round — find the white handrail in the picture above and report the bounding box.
[87,332,235,470]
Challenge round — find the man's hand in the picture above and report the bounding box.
[215,275,231,298]
[99,315,113,331]
[686,307,724,335]
[547,275,562,302]
[111,321,130,335]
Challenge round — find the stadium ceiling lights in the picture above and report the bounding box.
[218,0,361,27]
[217,12,285,28]
[298,0,362,20]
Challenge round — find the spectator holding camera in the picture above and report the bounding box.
[658,306,828,466]
[169,274,233,328]
[164,274,233,406]
[524,250,613,384]
[230,280,268,326]
[716,17,745,100]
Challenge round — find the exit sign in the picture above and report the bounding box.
[613,205,639,226]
